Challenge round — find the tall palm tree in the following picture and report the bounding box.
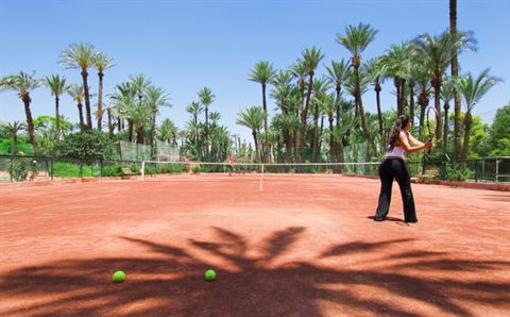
[198,87,215,158]
[249,61,276,146]
[459,69,500,159]
[236,106,265,162]
[145,86,170,159]
[45,74,67,139]
[93,52,114,131]
[67,84,86,132]
[1,72,42,153]
[337,23,378,155]
[325,59,350,130]
[125,98,152,145]
[450,0,462,160]
[1,121,25,154]
[298,47,324,160]
[364,57,385,137]
[60,43,96,130]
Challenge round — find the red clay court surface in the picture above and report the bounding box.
[0,174,509,317]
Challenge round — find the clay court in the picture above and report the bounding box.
[0,174,509,316]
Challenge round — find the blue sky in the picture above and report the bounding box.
[1,0,509,144]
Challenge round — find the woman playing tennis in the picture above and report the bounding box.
[374,115,432,223]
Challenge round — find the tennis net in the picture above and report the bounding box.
[140,161,387,181]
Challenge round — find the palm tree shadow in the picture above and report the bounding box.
[1,227,509,317]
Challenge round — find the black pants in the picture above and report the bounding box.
[374,158,417,222]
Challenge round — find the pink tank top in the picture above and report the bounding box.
[386,132,409,159]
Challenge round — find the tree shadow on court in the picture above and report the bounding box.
[1,226,509,316]
[483,194,510,203]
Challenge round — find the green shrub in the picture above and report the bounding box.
[192,166,201,174]
[8,158,29,181]
[103,165,122,177]
[438,164,474,181]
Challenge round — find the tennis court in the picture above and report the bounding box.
[1,171,509,316]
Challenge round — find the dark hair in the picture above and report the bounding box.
[388,115,410,151]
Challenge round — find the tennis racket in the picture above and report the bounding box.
[426,106,439,153]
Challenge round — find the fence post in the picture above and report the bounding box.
[9,156,13,182]
[100,159,104,178]
[496,159,500,183]
[50,157,54,181]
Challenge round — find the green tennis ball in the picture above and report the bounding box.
[204,269,216,282]
[112,270,126,283]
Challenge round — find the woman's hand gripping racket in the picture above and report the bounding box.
[426,106,438,153]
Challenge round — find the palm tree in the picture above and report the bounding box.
[45,74,67,139]
[249,61,276,147]
[440,79,455,150]
[450,0,462,160]
[125,98,152,145]
[311,77,331,162]
[325,59,350,131]
[159,118,178,146]
[337,23,378,155]
[93,52,114,131]
[186,101,203,124]
[459,69,500,159]
[1,72,42,153]
[236,106,265,162]
[103,104,115,137]
[130,74,151,104]
[145,86,170,159]
[364,57,385,137]
[298,47,324,161]
[1,121,25,154]
[414,31,477,146]
[198,87,215,158]
[67,84,86,132]
[60,43,96,130]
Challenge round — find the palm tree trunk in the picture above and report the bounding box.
[262,83,268,159]
[433,83,443,144]
[400,80,406,115]
[22,95,38,153]
[319,115,324,158]
[418,88,429,139]
[335,86,342,129]
[312,102,320,162]
[354,65,377,156]
[443,101,450,152]
[136,127,144,145]
[150,112,157,160]
[375,81,383,137]
[252,131,259,162]
[97,72,104,131]
[462,112,472,160]
[328,117,334,162]
[128,120,134,142]
[299,73,315,162]
[12,132,17,155]
[358,97,377,155]
[107,108,114,137]
[117,117,122,133]
[409,83,415,128]
[395,80,402,115]
[81,69,93,130]
[205,106,209,159]
[450,0,462,161]
[55,95,60,140]
[77,102,85,132]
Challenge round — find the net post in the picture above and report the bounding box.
[141,161,145,181]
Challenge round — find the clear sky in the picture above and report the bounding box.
[1,0,508,144]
